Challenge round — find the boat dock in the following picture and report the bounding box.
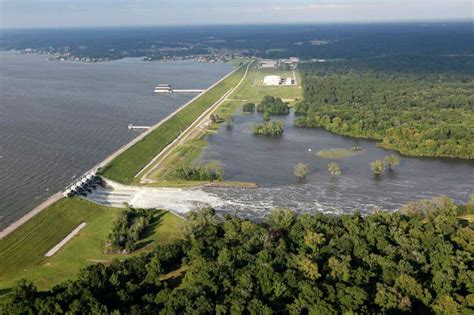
[154,84,205,94]
[128,124,151,130]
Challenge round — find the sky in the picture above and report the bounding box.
[0,0,472,29]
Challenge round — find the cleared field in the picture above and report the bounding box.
[98,64,248,184]
[229,67,303,105]
[0,198,184,291]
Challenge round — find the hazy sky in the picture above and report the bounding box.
[1,0,472,28]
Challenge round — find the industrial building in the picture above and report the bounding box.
[259,59,278,69]
[263,75,295,86]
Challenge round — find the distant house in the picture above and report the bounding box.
[259,59,278,69]
[278,57,299,70]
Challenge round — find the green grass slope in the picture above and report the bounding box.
[0,198,184,291]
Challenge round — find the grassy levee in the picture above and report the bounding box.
[0,198,184,291]
[0,198,103,278]
[98,63,248,184]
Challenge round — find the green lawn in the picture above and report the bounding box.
[0,198,184,292]
[229,67,303,105]
[98,63,249,184]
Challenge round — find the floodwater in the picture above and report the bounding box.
[0,52,233,229]
[198,111,474,220]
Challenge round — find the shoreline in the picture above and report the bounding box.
[0,63,243,240]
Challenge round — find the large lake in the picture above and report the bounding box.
[199,111,474,220]
[0,52,233,229]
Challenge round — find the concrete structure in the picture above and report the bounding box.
[128,124,151,130]
[263,75,295,86]
[284,77,295,85]
[45,222,87,257]
[278,57,299,70]
[259,59,277,69]
[154,84,172,93]
[154,84,205,94]
[263,75,282,86]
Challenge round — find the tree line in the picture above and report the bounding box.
[4,196,474,314]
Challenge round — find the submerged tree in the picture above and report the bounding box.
[384,155,400,170]
[263,111,271,122]
[225,115,234,127]
[294,163,310,179]
[242,102,256,113]
[370,160,385,175]
[328,162,342,176]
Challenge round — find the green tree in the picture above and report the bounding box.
[294,163,310,179]
[267,208,295,231]
[328,162,342,176]
[263,111,271,122]
[225,115,234,127]
[370,160,385,174]
[242,102,256,113]
[384,155,400,170]
[252,120,284,136]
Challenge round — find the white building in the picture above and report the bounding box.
[284,77,295,85]
[263,75,282,86]
[259,59,277,69]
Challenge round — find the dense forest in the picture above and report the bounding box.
[2,23,473,60]
[4,196,473,314]
[295,56,474,159]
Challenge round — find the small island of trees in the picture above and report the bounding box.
[257,95,290,115]
[252,120,284,136]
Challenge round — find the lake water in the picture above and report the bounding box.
[199,111,474,220]
[0,52,233,229]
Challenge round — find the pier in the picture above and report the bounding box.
[172,89,206,93]
[128,124,151,130]
[154,84,205,94]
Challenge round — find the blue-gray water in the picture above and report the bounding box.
[0,52,232,229]
[200,111,474,220]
